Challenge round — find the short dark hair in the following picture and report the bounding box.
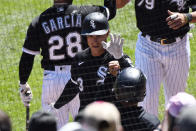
[175,105,196,131]
[0,110,12,131]
[29,110,57,131]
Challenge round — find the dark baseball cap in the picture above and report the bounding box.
[29,110,57,131]
[175,105,196,131]
[81,12,109,36]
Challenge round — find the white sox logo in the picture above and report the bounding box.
[90,20,96,29]
[172,0,186,11]
[96,66,108,86]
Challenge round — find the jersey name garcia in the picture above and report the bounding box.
[22,5,109,69]
[41,13,82,34]
[135,0,196,38]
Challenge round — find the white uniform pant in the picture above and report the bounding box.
[135,32,190,116]
[42,65,80,129]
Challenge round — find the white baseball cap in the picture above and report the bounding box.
[166,92,196,117]
[81,101,122,131]
[59,122,86,131]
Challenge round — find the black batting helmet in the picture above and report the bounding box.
[113,67,146,103]
[81,12,109,35]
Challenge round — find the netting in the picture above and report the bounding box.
[0,0,196,130]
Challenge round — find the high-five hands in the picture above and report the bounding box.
[102,33,124,59]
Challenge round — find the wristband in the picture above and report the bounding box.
[185,13,193,23]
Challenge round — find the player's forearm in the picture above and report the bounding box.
[190,11,196,23]
[19,52,35,84]
[54,79,79,109]
[104,0,116,20]
[118,56,133,69]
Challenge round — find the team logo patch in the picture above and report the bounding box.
[90,20,96,29]
[96,66,107,86]
[78,61,84,66]
[172,0,186,11]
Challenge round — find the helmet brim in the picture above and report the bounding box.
[81,29,109,36]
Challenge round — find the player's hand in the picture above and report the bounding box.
[45,103,58,114]
[102,33,124,59]
[19,83,33,107]
[166,10,187,30]
[108,61,120,76]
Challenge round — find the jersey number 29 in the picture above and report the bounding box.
[48,32,82,60]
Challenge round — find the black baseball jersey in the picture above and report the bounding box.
[22,2,116,69]
[54,48,133,110]
[116,103,160,131]
[135,0,196,38]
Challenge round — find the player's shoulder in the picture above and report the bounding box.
[30,6,52,26]
[75,48,91,60]
[30,15,41,27]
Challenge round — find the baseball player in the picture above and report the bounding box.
[47,12,133,111]
[113,67,160,131]
[117,0,196,116]
[19,0,116,129]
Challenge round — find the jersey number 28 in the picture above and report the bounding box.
[48,32,82,60]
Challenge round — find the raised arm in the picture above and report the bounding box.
[116,0,130,9]
[104,0,117,20]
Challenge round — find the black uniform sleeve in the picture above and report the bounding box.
[23,16,40,53]
[54,79,79,109]
[142,112,160,130]
[104,0,116,20]
[80,0,116,21]
[19,52,35,84]
[54,56,81,109]
[118,55,133,69]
